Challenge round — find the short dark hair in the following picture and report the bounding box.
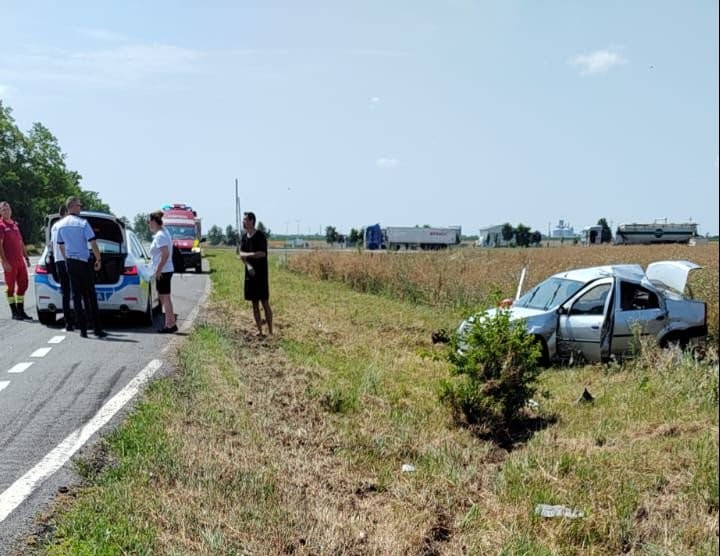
[244,211,256,225]
[149,210,164,226]
[66,196,81,209]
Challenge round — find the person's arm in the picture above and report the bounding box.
[90,240,102,271]
[59,243,66,259]
[21,237,30,266]
[156,245,170,278]
[239,234,267,259]
[0,235,9,272]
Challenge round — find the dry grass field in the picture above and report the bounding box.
[287,244,719,341]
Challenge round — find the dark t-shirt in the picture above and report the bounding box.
[241,230,269,300]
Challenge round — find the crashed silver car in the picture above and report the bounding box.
[457,260,707,364]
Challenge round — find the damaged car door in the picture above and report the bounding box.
[556,278,614,362]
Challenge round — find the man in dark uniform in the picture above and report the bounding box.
[239,211,273,336]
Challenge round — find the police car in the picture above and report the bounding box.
[34,212,160,326]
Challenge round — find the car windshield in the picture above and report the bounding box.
[166,225,196,240]
[515,277,584,310]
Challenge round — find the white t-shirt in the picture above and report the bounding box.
[50,217,68,262]
[150,227,174,273]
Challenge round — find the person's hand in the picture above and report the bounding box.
[1,260,11,273]
[246,263,256,277]
[93,259,102,271]
[155,270,163,280]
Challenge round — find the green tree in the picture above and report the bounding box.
[325,225,339,244]
[597,218,613,243]
[347,228,362,246]
[225,225,239,246]
[515,224,531,247]
[132,213,152,242]
[207,225,225,246]
[501,222,514,243]
[257,221,271,238]
[0,101,111,244]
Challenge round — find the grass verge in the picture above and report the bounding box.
[32,249,718,555]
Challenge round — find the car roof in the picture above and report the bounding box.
[553,264,647,284]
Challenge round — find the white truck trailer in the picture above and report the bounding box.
[384,226,461,250]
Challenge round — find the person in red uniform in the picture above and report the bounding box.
[0,201,32,320]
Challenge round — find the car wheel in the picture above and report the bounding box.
[534,335,550,367]
[195,263,202,273]
[37,310,56,326]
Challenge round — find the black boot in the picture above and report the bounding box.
[8,302,19,320]
[16,301,32,320]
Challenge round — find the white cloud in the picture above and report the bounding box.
[376,157,400,169]
[569,48,627,76]
[0,44,204,88]
[76,27,128,42]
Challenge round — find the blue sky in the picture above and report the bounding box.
[1,1,718,236]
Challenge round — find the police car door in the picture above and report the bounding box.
[557,278,614,362]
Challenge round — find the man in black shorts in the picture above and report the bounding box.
[239,211,273,336]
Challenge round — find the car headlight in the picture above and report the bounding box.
[191,247,201,253]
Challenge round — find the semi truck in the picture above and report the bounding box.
[364,224,461,250]
[162,203,203,272]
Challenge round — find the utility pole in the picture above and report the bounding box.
[235,178,241,254]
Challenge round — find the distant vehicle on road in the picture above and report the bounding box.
[162,203,204,272]
[364,224,461,250]
[457,260,707,364]
[35,212,159,326]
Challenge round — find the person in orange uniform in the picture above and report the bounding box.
[0,201,32,320]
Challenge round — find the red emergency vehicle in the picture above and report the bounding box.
[162,203,203,272]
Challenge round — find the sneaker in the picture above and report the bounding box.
[158,325,178,334]
[94,330,108,338]
[65,325,75,332]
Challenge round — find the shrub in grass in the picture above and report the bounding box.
[440,309,541,432]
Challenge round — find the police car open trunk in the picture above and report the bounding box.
[86,215,127,284]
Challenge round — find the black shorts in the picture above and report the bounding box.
[156,272,173,295]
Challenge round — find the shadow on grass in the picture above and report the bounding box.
[465,413,559,452]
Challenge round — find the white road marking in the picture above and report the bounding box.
[7,362,33,374]
[31,347,53,358]
[0,381,9,393]
[48,336,66,344]
[0,358,164,524]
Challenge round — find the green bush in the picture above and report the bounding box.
[440,309,541,430]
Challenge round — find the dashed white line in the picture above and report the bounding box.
[31,347,53,358]
[0,381,9,393]
[0,358,164,524]
[7,362,33,374]
[48,336,66,344]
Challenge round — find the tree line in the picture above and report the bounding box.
[0,101,110,244]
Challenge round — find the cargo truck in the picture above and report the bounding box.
[364,224,461,250]
[162,203,203,272]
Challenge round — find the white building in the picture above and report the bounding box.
[477,224,513,247]
[552,219,577,239]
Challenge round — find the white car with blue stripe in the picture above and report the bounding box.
[34,212,159,326]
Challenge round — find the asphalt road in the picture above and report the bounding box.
[0,257,210,552]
